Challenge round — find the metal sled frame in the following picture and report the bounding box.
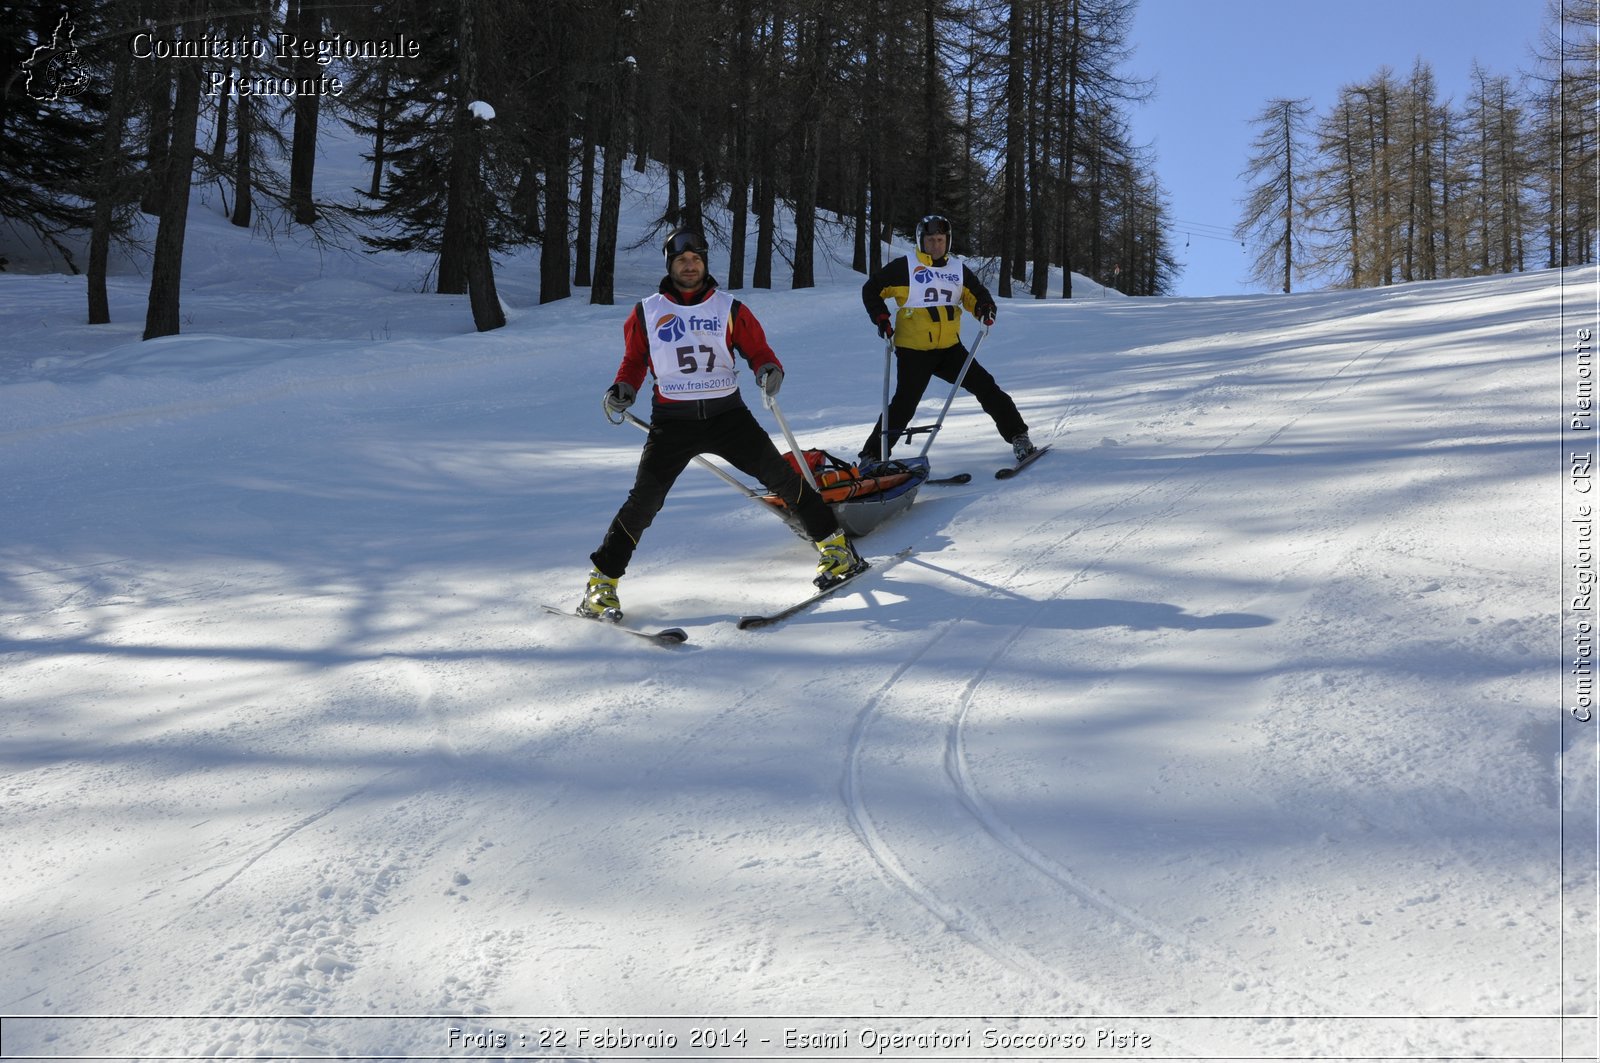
[830,455,927,536]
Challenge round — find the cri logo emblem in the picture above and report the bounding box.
[655,314,686,342]
[912,266,935,285]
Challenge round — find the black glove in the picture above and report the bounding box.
[603,381,636,413]
[974,300,997,326]
[874,313,894,340]
[755,364,783,397]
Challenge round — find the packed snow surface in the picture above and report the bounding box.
[1,155,1593,1061]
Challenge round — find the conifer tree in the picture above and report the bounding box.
[1,0,103,268]
[1237,98,1312,293]
[1531,0,1598,266]
[356,0,517,327]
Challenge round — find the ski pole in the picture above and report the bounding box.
[879,331,894,462]
[617,409,762,499]
[763,391,821,493]
[917,322,989,458]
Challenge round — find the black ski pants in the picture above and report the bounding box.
[591,406,840,578]
[860,343,1028,460]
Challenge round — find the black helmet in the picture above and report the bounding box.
[663,228,709,270]
[916,214,952,253]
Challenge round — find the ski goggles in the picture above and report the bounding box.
[665,230,709,259]
[919,216,951,236]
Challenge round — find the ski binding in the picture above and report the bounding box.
[996,444,1051,479]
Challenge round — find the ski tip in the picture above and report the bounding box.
[655,628,690,643]
[735,616,768,631]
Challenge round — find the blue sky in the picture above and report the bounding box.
[1127,0,1557,297]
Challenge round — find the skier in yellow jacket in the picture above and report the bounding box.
[859,214,1033,463]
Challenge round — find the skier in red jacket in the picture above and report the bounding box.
[579,229,864,620]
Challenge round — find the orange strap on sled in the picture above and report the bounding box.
[763,469,914,509]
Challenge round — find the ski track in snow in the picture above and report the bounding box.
[839,333,1517,1057]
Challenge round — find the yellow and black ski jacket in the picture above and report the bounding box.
[861,251,994,351]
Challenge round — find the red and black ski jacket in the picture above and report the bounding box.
[615,277,784,421]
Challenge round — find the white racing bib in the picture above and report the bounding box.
[642,290,739,400]
[900,254,965,312]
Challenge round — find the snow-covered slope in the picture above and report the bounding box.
[1,148,1592,1061]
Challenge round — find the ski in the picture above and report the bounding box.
[737,547,913,630]
[735,569,872,630]
[541,605,688,646]
[927,472,972,485]
[996,444,1051,479]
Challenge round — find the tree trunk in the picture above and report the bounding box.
[922,0,939,206]
[682,163,703,234]
[438,167,467,294]
[210,57,231,161]
[728,5,752,288]
[1059,0,1081,298]
[575,113,596,287]
[369,64,390,199]
[88,40,133,325]
[851,149,868,274]
[460,125,505,331]
[751,7,782,289]
[144,59,201,340]
[454,2,503,330]
[866,29,887,275]
[591,1,630,306]
[512,157,542,238]
[1283,106,1295,293]
[998,0,1024,296]
[540,110,572,303]
[1029,3,1056,298]
[592,107,625,305]
[230,48,254,228]
[140,64,173,216]
[791,8,825,289]
[753,169,774,288]
[288,0,321,225]
[1343,103,1362,286]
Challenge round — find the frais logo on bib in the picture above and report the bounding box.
[906,257,963,310]
[654,312,723,343]
[654,314,687,342]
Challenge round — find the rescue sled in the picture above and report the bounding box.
[762,448,928,537]
[760,321,991,537]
